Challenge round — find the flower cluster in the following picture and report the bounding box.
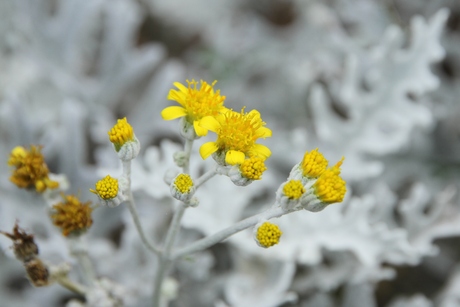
[162,81,271,184]
[8,145,59,193]
[278,149,347,212]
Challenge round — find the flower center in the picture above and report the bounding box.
[91,175,118,200]
[240,157,267,180]
[216,109,264,153]
[283,180,305,199]
[313,158,346,204]
[256,222,282,248]
[183,80,225,121]
[301,148,328,178]
[174,174,194,194]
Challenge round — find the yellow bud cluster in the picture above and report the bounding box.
[174,174,194,194]
[256,222,282,248]
[283,179,305,200]
[90,175,118,200]
[51,195,93,237]
[301,148,328,178]
[108,117,134,151]
[313,158,346,204]
[239,157,267,180]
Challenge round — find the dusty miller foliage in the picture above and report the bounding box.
[1,0,460,306]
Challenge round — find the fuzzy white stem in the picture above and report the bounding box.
[68,236,96,286]
[56,275,87,295]
[194,168,217,189]
[123,161,161,255]
[182,139,194,174]
[173,207,286,259]
[153,202,187,307]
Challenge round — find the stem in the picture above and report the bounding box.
[123,161,160,255]
[56,275,87,295]
[194,168,217,189]
[173,207,286,260]
[68,236,96,286]
[152,203,187,307]
[182,139,194,174]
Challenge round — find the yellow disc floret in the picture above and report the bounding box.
[256,222,282,248]
[199,108,272,165]
[51,195,93,237]
[90,175,118,200]
[108,117,134,151]
[240,157,267,180]
[174,174,194,194]
[162,80,227,136]
[283,180,305,200]
[301,148,328,178]
[313,157,346,204]
[8,145,59,193]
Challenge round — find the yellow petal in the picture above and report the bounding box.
[161,106,187,120]
[173,82,188,93]
[225,150,245,165]
[250,144,271,158]
[194,120,208,137]
[199,116,221,133]
[167,90,186,106]
[200,142,218,159]
[256,127,272,138]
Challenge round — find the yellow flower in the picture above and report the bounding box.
[301,148,328,178]
[312,158,346,204]
[51,195,93,236]
[199,108,272,165]
[255,222,282,248]
[283,180,305,199]
[108,117,134,152]
[8,145,59,193]
[90,175,118,200]
[239,157,267,180]
[161,80,226,137]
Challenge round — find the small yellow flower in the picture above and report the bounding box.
[199,108,272,165]
[283,180,305,200]
[312,158,346,204]
[239,157,267,180]
[161,80,227,137]
[301,148,328,178]
[8,145,59,193]
[174,174,194,194]
[108,117,134,152]
[255,222,282,248]
[51,195,93,237]
[90,175,118,200]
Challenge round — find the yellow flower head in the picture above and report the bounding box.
[255,221,282,248]
[161,80,227,137]
[51,195,93,237]
[283,179,305,200]
[301,148,328,178]
[173,173,194,194]
[199,108,272,165]
[312,157,346,204]
[108,117,134,152]
[8,145,59,193]
[239,157,267,180]
[90,175,118,200]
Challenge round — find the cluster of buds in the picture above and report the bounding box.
[1,223,50,287]
[277,149,347,212]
